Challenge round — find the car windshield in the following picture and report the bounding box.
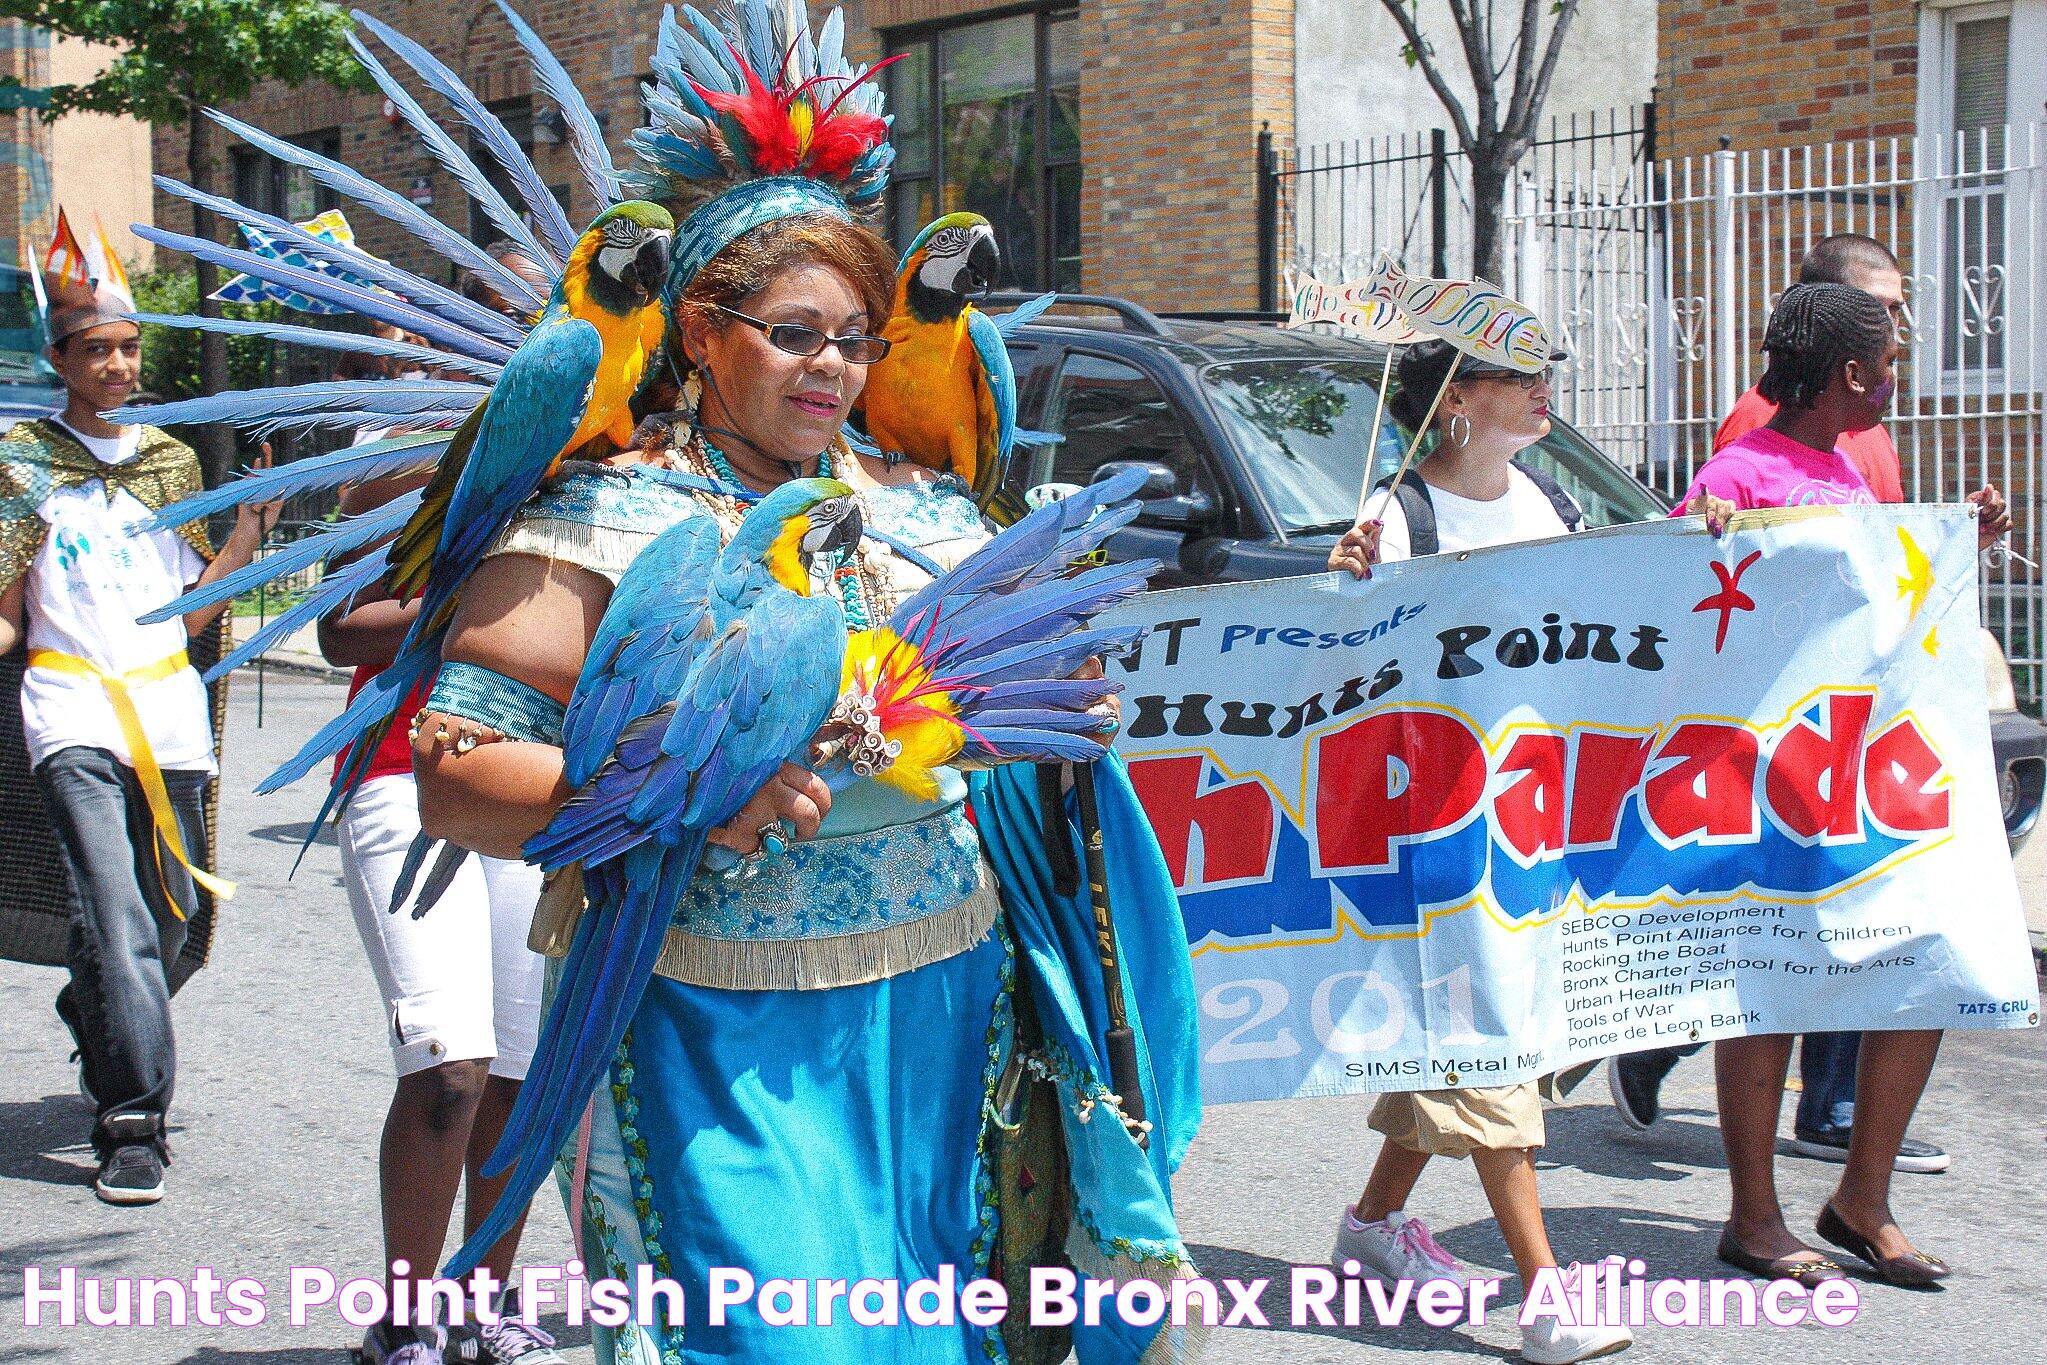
[1201,357,1667,535]
[0,266,56,384]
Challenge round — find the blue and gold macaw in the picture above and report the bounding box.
[262,200,678,833]
[445,477,864,1276]
[860,212,1022,516]
[444,472,1159,1275]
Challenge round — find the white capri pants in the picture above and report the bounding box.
[337,773,546,1079]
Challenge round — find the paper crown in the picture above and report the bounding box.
[39,207,137,342]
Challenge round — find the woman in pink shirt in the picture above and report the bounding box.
[1684,283,2009,1289]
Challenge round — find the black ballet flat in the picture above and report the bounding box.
[1815,1203,1951,1287]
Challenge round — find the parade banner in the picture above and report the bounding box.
[1104,507,2040,1105]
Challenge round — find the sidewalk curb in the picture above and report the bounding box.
[233,654,351,683]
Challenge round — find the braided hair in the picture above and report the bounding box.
[1755,282,1894,410]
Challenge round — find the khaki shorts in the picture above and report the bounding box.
[1368,1080,1545,1158]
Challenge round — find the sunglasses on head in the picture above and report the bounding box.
[716,304,892,365]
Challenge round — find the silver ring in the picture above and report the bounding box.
[756,821,790,859]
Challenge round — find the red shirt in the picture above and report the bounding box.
[1714,386,1904,504]
[335,666,431,784]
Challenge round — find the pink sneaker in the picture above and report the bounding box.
[1331,1207,1471,1288]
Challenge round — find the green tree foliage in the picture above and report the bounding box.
[0,1,361,124]
[0,1,365,483]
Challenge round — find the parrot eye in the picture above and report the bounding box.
[602,220,642,247]
[928,226,969,258]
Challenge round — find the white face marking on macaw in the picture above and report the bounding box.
[595,217,648,281]
[915,223,996,297]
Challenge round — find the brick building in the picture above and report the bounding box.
[1657,0,2045,159]
[153,0,1297,313]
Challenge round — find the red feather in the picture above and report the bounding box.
[694,55,800,174]
[805,109,891,178]
[690,46,903,183]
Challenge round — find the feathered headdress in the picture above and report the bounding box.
[623,1,898,291]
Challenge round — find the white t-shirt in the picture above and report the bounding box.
[51,417,142,466]
[1372,466,1575,563]
[19,427,216,773]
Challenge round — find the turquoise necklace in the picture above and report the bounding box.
[696,435,877,630]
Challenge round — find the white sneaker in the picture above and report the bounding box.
[1331,1207,1471,1289]
[1520,1262,1633,1363]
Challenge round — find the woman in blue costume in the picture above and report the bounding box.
[404,7,1204,1362]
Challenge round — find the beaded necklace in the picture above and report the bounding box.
[682,430,895,630]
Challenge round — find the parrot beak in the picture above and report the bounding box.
[957,229,999,299]
[634,232,673,298]
[800,496,865,565]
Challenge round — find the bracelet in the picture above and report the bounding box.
[407,708,504,755]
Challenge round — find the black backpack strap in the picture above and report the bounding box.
[1371,475,1438,557]
[1510,458,1586,532]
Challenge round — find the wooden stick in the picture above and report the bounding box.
[1362,351,1462,527]
[1355,345,1399,522]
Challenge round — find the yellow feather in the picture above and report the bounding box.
[767,515,813,595]
[841,626,964,801]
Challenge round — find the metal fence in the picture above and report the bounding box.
[1505,124,2047,697]
[1264,106,1652,289]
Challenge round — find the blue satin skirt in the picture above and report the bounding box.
[566,928,1011,1365]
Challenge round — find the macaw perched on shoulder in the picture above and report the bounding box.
[860,212,1020,515]
[261,200,678,837]
[443,477,865,1277]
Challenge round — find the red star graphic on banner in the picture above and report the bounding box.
[1693,550,1763,653]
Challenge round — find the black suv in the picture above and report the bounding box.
[992,293,2047,852]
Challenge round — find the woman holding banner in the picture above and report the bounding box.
[1677,282,2006,1289]
[1323,337,1700,1365]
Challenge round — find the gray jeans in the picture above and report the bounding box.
[36,745,208,1158]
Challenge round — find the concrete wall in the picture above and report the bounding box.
[48,35,154,269]
[1293,0,1657,150]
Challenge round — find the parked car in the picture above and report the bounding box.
[0,263,63,424]
[990,292,2047,852]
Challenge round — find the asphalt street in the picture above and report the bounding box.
[2,672,2043,1364]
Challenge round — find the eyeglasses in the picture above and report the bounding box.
[1465,365,1553,391]
[716,304,892,365]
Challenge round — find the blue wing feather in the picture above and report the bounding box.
[138,431,448,536]
[966,307,1017,466]
[494,0,618,211]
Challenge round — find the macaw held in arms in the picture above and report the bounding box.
[859,212,1026,518]
[442,470,1160,1276]
[444,477,866,1275]
[267,200,678,832]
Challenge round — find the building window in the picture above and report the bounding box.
[229,130,341,221]
[885,5,1081,293]
[1931,4,2014,374]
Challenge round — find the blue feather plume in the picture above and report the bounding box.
[122,380,488,433]
[346,32,556,287]
[144,493,421,618]
[205,109,534,304]
[130,223,520,363]
[198,550,390,683]
[351,8,577,262]
[126,313,501,382]
[495,0,617,211]
[149,176,526,346]
[139,432,450,533]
